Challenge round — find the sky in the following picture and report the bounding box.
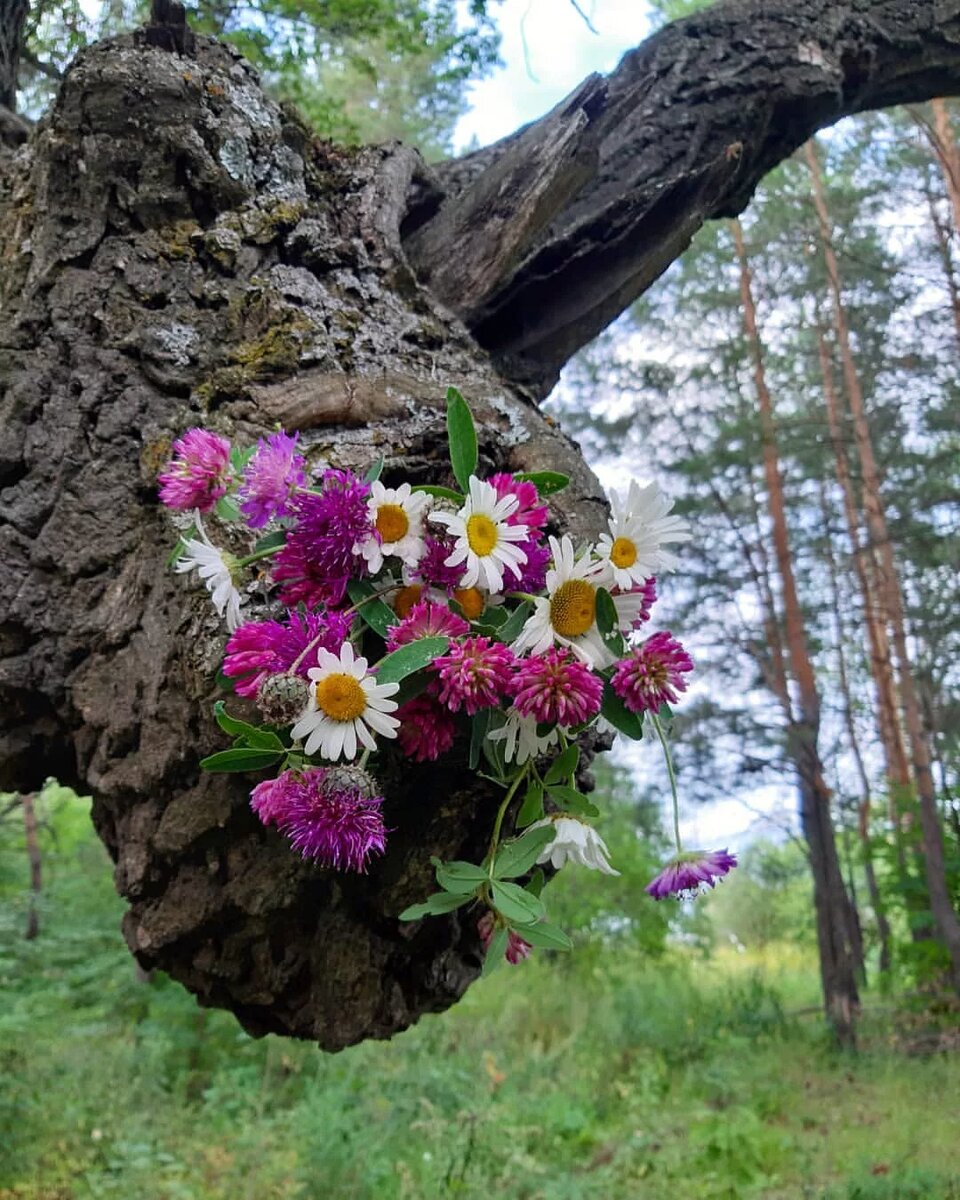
[454,0,651,151]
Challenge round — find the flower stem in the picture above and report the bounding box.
[236,543,284,568]
[486,766,530,867]
[651,713,682,854]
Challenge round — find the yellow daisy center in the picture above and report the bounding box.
[611,536,637,569]
[453,587,485,620]
[550,580,596,638]
[375,503,409,544]
[393,584,422,619]
[315,673,367,722]
[466,513,498,557]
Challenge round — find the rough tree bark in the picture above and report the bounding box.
[2,1,960,1048]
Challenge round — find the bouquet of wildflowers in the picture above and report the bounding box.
[158,389,735,967]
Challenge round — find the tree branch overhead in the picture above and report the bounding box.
[405,0,960,397]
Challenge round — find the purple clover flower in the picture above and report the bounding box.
[615,576,657,628]
[512,647,603,726]
[238,432,306,528]
[489,473,549,530]
[222,609,353,698]
[158,428,232,513]
[646,849,738,900]
[434,636,516,715]
[477,912,532,965]
[251,766,387,872]
[412,533,465,591]
[610,631,693,714]
[395,694,458,761]
[272,469,372,608]
[385,600,470,652]
[512,536,552,593]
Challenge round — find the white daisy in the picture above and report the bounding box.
[356,481,431,574]
[174,513,243,632]
[430,476,528,594]
[487,711,559,765]
[512,535,613,668]
[291,641,400,761]
[592,480,691,590]
[529,816,620,876]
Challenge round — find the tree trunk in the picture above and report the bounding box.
[812,317,911,803]
[929,99,960,238]
[922,179,960,355]
[732,218,859,1042]
[0,30,605,1049]
[3,4,960,1046]
[805,138,960,994]
[21,791,42,939]
[817,480,893,975]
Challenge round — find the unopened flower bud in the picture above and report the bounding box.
[256,672,310,725]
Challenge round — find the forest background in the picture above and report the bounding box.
[2,1,959,1197]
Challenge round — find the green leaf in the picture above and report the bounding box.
[545,785,600,819]
[215,494,242,523]
[595,587,617,635]
[213,702,284,750]
[600,682,646,741]
[199,748,283,773]
[482,725,508,780]
[434,859,489,895]
[478,605,508,628]
[490,880,545,926]
[411,484,464,503]
[398,891,470,920]
[469,708,491,771]
[514,470,569,496]
[364,456,384,483]
[215,669,235,693]
[596,587,626,656]
[374,637,449,686]
[516,779,544,828]
[526,867,546,898]
[544,744,580,786]
[346,579,399,640]
[446,387,478,492]
[658,702,674,722]
[483,927,509,974]
[392,672,431,708]
[167,536,190,568]
[493,825,555,880]
[519,922,573,951]
[498,602,532,644]
[252,529,287,554]
[230,444,256,472]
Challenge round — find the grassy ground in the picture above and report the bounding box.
[2,796,959,1200]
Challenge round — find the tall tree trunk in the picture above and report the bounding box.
[732,217,859,1042]
[817,481,893,975]
[21,790,42,940]
[929,99,960,237]
[805,137,960,994]
[922,180,960,355]
[812,318,911,804]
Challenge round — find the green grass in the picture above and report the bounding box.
[2,794,959,1200]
